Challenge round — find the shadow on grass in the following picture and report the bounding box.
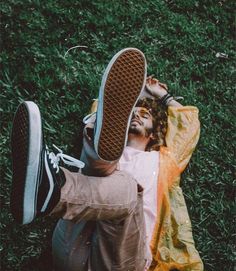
[21,248,54,271]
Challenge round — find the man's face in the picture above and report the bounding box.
[129,107,153,137]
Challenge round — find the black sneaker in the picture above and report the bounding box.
[10,101,85,224]
[37,145,84,217]
[94,48,147,161]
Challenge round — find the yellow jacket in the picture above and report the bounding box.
[149,106,203,271]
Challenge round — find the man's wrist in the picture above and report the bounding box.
[153,90,168,99]
[160,93,174,105]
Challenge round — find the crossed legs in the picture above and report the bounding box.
[10,48,148,270]
[51,125,147,271]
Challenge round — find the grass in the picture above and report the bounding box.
[1,0,235,270]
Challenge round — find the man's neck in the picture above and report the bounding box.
[127,134,149,151]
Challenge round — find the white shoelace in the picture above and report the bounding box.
[82,111,97,125]
[48,145,85,173]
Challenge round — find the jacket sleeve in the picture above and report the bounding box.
[165,106,200,172]
[149,106,203,271]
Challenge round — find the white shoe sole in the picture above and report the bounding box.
[11,101,42,224]
[94,48,147,161]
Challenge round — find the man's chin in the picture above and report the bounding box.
[128,127,142,135]
[128,126,153,138]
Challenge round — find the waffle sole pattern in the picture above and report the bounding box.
[95,48,147,161]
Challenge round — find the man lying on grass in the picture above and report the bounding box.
[10,48,203,271]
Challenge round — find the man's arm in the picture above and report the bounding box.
[145,76,200,172]
[145,76,183,107]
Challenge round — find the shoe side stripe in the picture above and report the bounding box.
[40,152,55,213]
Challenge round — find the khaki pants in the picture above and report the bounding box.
[51,127,147,271]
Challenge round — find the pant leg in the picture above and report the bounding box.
[52,220,95,271]
[50,168,139,222]
[80,124,118,177]
[51,168,146,271]
[91,191,146,271]
[52,210,146,271]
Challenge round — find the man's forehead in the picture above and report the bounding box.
[134,106,152,113]
[134,107,153,116]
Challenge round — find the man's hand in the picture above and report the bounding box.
[142,76,183,108]
[145,76,168,99]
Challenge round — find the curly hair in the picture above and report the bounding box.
[136,97,168,151]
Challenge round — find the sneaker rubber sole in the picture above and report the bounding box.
[10,101,42,224]
[95,48,147,161]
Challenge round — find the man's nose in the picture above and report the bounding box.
[133,110,141,118]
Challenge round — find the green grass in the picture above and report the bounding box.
[1,0,235,270]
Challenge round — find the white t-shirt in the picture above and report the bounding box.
[118,146,160,264]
